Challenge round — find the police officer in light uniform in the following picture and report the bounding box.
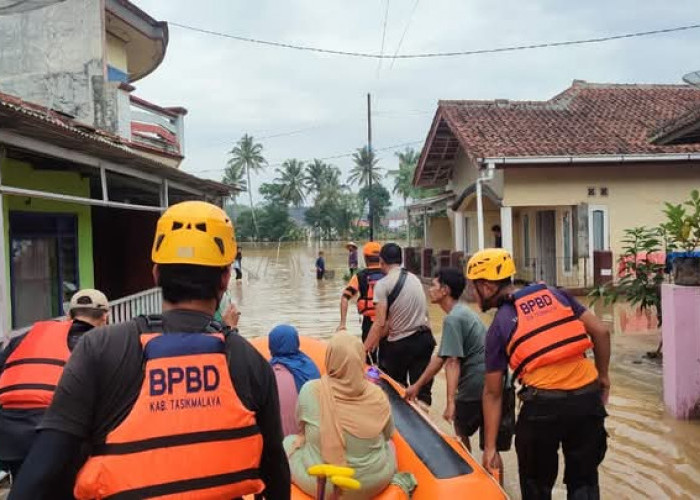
[9,201,291,499]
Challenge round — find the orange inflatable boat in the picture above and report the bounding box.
[249,336,507,499]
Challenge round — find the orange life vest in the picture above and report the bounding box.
[356,267,386,318]
[74,332,264,500]
[0,320,72,409]
[507,284,592,380]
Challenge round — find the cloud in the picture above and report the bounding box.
[133,0,700,203]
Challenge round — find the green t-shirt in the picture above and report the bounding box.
[438,303,486,402]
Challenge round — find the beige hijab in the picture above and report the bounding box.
[319,333,392,465]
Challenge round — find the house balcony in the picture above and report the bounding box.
[127,94,187,165]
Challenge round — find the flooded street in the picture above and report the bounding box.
[236,242,700,499]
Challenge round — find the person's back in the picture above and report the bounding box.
[316,252,326,280]
[268,324,320,436]
[284,334,396,499]
[377,267,427,341]
[285,380,395,499]
[0,289,108,486]
[470,249,610,498]
[338,242,385,344]
[272,364,299,435]
[366,243,434,405]
[8,202,290,500]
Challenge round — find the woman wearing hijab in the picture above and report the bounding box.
[269,325,321,435]
[284,334,396,499]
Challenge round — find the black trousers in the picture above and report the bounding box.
[361,315,373,342]
[361,316,377,365]
[515,391,608,500]
[378,327,436,405]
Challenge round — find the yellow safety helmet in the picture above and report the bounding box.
[151,201,237,266]
[466,248,516,281]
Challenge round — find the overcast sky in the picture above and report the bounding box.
[134,0,700,204]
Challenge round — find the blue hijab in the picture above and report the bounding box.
[269,325,321,392]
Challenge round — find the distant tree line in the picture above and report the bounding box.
[222,133,433,242]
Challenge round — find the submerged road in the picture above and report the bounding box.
[234,242,700,499]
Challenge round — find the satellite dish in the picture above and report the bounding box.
[0,0,64,15]
[683,71,700,88]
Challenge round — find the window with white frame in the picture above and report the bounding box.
[562,210,572,273]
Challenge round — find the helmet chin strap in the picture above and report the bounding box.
[475,281,508,312]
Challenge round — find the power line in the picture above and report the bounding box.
[257,125,325,140]
[389,0,420,68]
[376,0,390,75]
[192,139,424,175]
[169,21,700,60]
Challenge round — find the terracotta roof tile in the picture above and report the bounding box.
[437,81,700,158]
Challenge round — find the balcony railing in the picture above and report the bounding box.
[129,96,185,157]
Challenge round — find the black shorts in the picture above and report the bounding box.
[454,400,483,438]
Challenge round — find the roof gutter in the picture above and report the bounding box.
[481,152,700,166]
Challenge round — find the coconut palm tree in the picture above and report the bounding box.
[222,161,246,210]
[304,159,328,199]
[227,134,266,238]
[274,159,306,207]
[391,147,420,203]
[319,165,343,198]
[347,146,382,187]
[390,147,420,240]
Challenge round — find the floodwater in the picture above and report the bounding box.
[234,242,700,499]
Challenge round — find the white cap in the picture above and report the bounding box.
[69,289,109,312]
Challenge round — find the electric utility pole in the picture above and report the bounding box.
[367,93,374,241]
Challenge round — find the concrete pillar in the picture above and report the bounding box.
[476,180,485,250]
[423,207,428,247]
[453,210,465,252]
[500,206,513,254]
[174,114,186,156]
[662,284,700,419]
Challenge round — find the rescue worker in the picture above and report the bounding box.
[9,201,291,499]
[0,289,109,483]
[470,249,611,500]
[337,241,386,343]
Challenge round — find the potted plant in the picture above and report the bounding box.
[662,189,700,286]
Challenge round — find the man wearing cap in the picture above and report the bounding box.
[10,201,290,500]
[338,242,386,343]
[0,289,109,482]
[346,241,359,276]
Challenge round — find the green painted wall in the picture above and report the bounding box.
[1,157,95,323]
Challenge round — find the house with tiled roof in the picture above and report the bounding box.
[411,80,700,287]
[0,1,239,336]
